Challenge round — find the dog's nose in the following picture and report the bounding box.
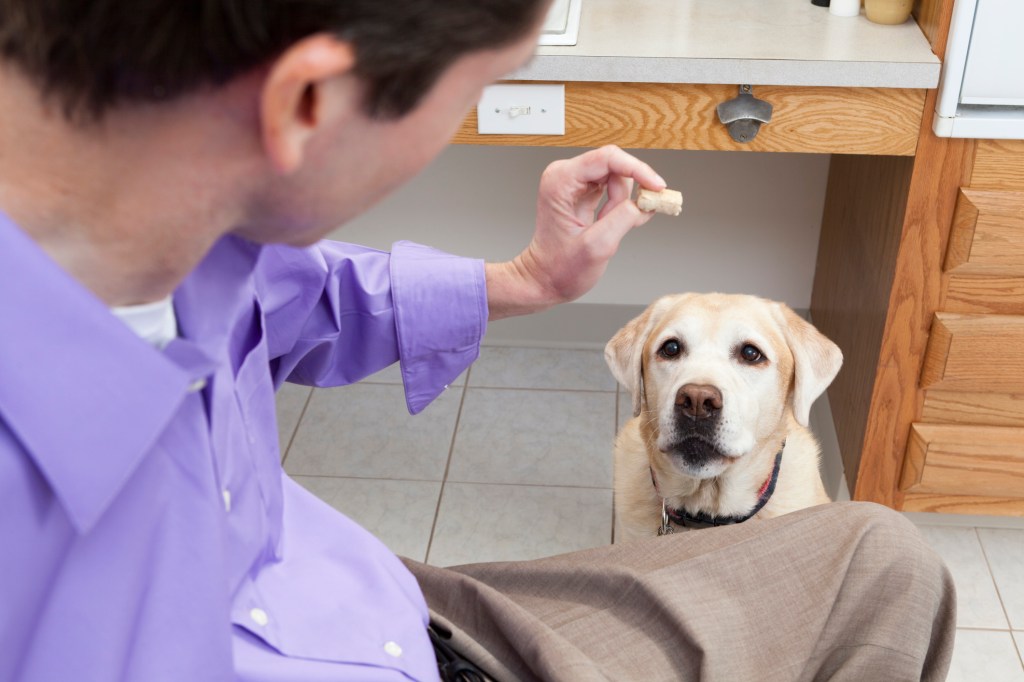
[676,384,723,421]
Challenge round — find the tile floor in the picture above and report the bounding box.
[277,345,1024,681]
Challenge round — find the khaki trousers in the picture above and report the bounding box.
[406,502,956,681]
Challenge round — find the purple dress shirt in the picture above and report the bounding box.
[0,211,488,681]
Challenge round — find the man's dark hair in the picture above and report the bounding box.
[0,0,545,120]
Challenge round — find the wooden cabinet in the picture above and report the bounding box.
[807,0,1024,517]
[815,135,1024,516]
[896,141,1024,514]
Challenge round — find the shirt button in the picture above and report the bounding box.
[250,608,269,627]
[188,378,207,392]
[222,489,232,513]
[384,641,403,658]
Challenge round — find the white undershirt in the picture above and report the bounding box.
[110,295,178,349]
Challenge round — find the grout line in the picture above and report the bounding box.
[431,479,613,492]
[289,473,613,491]
[290,474,445,485]
[280,386,314,467]
[358,381,616,394]
[461,384,617,394]
[611,385,620,546]
[974,528,1016,632]
[424,364,473,564]
[955,626,1018,633]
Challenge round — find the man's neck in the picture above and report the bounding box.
[0,66,249,306]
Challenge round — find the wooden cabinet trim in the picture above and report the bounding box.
[902,493,1024,515]
[942,274,1024,315]
[923,390,1024,427]
[454,82,925,156]
[971,140,1024,190]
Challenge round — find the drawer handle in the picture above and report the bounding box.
[717,85,773,143]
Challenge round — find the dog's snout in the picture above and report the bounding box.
[675,384,723,421]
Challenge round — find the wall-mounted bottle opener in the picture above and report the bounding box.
[716,85,773,143]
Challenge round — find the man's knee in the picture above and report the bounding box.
[835,502,953,595]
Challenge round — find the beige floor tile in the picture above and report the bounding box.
[275,382,312,458]
[469,347,616,392]
[917,526,1009,629]
[978,529,1024,630]
[292,476,440,563]
[427,482,612,566]
[448,388,615,488]
[1014,632,1023,668]
[285,384,462,481]
[947,630,1024,682]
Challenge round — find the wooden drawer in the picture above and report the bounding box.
[971,140,1024,191]
[921,313,1024,392]
[922,390,1024,428]
[943,274,1024,315]
[901,423,1024,498]
[454,82,925,155]
[944,189,1024,274]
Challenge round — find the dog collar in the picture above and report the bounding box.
[653,442,785,534]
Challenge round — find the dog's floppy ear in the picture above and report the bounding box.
[774,303,843,427]
[605,300,665,418]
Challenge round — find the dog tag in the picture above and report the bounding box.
[658,500,675,536]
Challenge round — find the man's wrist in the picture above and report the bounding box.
[484,259,560,321]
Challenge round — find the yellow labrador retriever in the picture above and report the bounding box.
[605,293,842,540]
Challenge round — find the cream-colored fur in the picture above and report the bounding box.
[605,293,842,541]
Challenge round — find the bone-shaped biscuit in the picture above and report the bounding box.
[636,188,683,216]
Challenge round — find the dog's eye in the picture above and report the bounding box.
[658,339,682,359]
[740,344,764,363]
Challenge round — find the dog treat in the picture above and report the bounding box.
[636,188,683,216]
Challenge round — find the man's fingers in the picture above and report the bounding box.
[570,145,665,192]
[597,175,633,221]
[586,193,655,259]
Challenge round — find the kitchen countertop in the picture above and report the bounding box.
[512,0,940,88]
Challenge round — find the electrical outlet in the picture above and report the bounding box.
[477,84,565,135]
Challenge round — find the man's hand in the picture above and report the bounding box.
[486,145,666,320]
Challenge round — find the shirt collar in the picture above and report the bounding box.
[0,212,217,533]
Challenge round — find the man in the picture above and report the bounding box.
[0,2,955,680]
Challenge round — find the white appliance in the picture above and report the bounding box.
[538,0,582,46]
[933,0,1024,138]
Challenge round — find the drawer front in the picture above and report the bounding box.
[454,82,925,155]
[922,390,1024,427]
[944,189,1024,273]
[943,274,1024,314]
[901,423,1024,498]
[920,313,1024,392]
[971,140,1024,190]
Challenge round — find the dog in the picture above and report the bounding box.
[605,293,843,540]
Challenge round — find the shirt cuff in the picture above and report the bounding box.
[390,241,488,415]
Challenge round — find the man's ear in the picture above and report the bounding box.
[260,34,358,174]
[604,298,666,418]
[774,303,843,427]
